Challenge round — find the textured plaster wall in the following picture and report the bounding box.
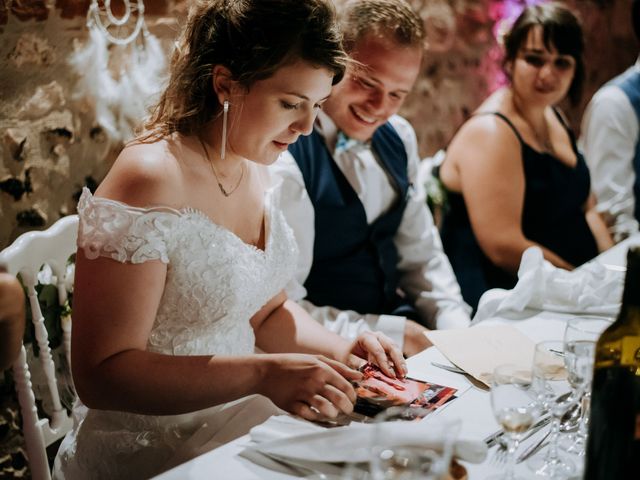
[0,0,185,248]
[0,0,638,248]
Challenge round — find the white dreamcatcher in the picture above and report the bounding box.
[69,0,167,142]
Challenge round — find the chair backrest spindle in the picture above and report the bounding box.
[0,215,79,480]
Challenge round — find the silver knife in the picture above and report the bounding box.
[516,430,552,463]
[430,362,467,374]
[517,416,552,446]
[430,362,490,391]
[486,415,551,448]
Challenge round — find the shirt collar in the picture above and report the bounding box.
[315,110,339,152]
[315,110,369,157]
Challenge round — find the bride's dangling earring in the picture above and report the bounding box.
[199,99,244,197]
[221,99,229,161]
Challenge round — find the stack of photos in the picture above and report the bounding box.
[354,363,457,418]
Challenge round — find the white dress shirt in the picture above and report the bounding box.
[271,112,471,348]
[580,60,640,242]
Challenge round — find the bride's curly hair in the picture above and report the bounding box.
[140,0,347,140]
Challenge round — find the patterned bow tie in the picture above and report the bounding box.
[334,130,367,156]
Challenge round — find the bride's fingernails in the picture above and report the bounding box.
[387,362,396,378]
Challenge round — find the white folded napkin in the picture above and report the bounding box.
[248,414,326,443]
[244,414,487,464]
[474,247,624,323]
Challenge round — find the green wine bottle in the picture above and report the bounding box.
[584,246,640,479]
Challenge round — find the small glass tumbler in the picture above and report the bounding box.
[528,340,576,479]
[369,406,460,480]
[561,316,611,456]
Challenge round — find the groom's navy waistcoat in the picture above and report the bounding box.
[611,68,640,222]
[288,122,410,314]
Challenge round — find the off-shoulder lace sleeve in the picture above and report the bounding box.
[76,188,177,264]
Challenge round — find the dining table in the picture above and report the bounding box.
[153,234,640,480]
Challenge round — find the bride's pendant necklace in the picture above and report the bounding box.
[198,136,244,197]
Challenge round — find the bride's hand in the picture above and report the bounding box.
[257,353,363,421]
[348,331,407,379]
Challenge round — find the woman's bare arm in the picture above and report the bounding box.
[251,293,405,378]
[585,193,615,252]
[444,115,573,273]
[0,270,25,370]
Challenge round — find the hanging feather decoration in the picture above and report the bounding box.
[68,1,167,143]
[69,25,120,139]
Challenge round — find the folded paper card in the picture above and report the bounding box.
[426,325,540,387]
[244,415,487,464]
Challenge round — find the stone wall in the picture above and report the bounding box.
[564,0,638,129]
[0,0,186,248]
[0,0,637,248]
[403,0,639,158]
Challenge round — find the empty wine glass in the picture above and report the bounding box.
[561,316,610,456]
[487,364,541,480]
[528,340,576,478]
[369,406,459,480]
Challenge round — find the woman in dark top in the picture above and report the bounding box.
[438,3,613,310]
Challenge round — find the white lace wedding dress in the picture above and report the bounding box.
[53,187,297,479]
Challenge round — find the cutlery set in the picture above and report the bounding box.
[485,394,581,465]
[430,361,554,464]
[484,415,551,449]
[490,422,552,465]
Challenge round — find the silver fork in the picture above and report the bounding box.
[491,436,510,465]
[491,416,552,466]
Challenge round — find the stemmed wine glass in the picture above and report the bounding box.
[561,316,611,456]
[528,340,576,478]
[487,364,541,480]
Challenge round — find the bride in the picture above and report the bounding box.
[54,1,405,478]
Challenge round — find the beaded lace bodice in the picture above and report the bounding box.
[76,187,298,356]
[53,187,297,480]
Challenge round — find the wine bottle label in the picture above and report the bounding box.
[621,337,640,366]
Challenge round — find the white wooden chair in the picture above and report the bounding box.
[0,215,79,480]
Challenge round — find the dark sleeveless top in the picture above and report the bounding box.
[439,111,599,310]
[288,123,414,317]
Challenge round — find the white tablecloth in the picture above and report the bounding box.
[583,232,640,271]
[153,238,636,480]
[152,312,573,480]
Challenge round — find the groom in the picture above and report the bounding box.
[273,0,470,357]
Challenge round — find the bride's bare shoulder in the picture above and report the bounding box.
[96,136,185,208]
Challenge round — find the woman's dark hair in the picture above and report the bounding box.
[633,0,640,42]
[143,0,347,138]
[503,2,585,105]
